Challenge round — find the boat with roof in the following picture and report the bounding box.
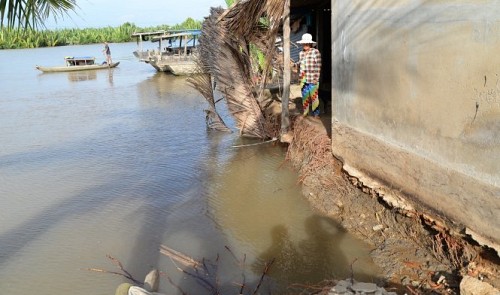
[131,29,201,75]
[36,56,119,73]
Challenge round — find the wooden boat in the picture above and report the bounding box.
[131,30,167,60]
[131,30,202,75]
[36,56,119,73]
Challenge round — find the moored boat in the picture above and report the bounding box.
[131,30,167,60]
[131,30,202,75]
[36,56,119,73]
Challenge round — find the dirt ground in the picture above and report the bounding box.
[283,114,500,294]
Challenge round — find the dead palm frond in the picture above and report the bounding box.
[223,0,284,92]
[200,6,268,138]
[186,70,232,133]
[191,0,287,139]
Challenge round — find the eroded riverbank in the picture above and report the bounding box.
[284,115,500,294]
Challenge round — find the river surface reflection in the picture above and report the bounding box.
[0,43,381,294]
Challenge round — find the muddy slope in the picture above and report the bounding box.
[284,116,500,294]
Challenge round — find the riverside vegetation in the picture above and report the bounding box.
[0,18,202,49]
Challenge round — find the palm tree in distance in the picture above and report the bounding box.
[0,0,76,29]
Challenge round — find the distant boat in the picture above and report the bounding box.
[131,30,167,60]
[36,56,119,73]
[131,29,202,76]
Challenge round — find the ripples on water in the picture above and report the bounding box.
[0,43,380,295]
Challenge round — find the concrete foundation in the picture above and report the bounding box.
[330,0,500,253]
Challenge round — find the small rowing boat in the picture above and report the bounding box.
[36,56,119,73]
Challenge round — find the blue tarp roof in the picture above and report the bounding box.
[65,56,95,60]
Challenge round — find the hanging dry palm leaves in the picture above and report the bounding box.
[190,1,287,139]
[201,6,267,138]
[187,71,232,133]
[223,0,284,95]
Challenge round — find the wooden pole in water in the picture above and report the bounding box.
[184,35,187,56]
[159,37,163,61]
[281,0,291,140]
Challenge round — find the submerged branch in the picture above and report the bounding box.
[82,255,143,286]
[252,258,275,294]
[159,244,275,294]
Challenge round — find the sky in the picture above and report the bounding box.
[44,0,228,29]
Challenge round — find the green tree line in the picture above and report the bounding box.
[0,18,202,49]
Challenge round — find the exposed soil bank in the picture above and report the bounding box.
[284,115,500,294]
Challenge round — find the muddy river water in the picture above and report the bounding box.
[0,42,381,294]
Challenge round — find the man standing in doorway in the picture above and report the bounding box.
[103,41,112,65]
[297,33,321,118]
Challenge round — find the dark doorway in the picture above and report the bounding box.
[291,0,332,116]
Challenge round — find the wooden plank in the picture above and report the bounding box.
[281,0,291,137]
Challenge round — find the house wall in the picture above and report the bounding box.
[330,0,500,253]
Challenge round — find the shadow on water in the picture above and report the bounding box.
[252,216,379,292]
[166,137,386,294]
[166,213,385,294]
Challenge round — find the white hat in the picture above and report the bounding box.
[297,33,316,44]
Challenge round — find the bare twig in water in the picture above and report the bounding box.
[107,254,136,281]
[240,253,247,293]
[82,255,143,285]
[159,271,188,295]
[224,245,247,293]
[214,253,220,293]
[252,258,275,294]
[224,245,240,263]
[159,244,275,295]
